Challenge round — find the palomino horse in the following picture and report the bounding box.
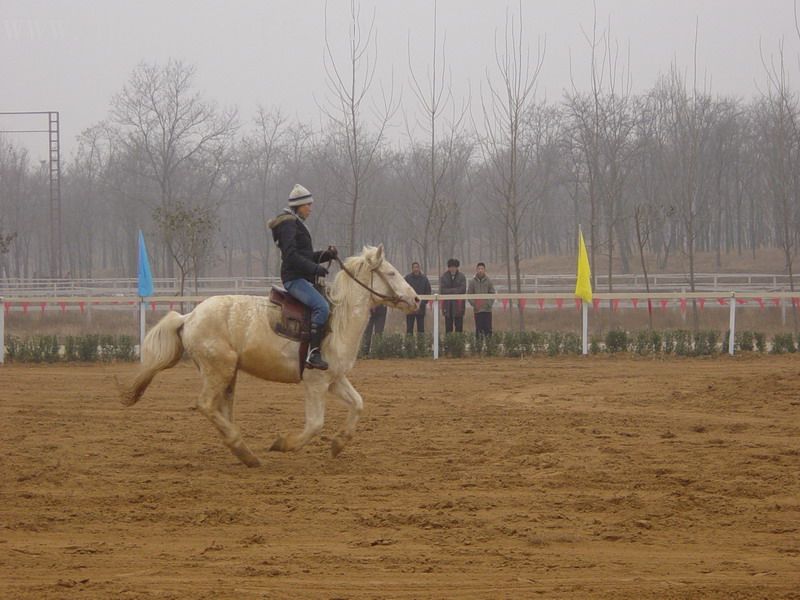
[119,245,420,467]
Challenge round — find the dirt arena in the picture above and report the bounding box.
[2,356,799,599]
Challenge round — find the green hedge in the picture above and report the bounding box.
[358,329,779,358]
[3,334,137,363]
[2,329,788,362]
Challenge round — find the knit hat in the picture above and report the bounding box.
[288,184,314,207]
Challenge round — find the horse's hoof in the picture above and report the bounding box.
[269,437,287,452]
[331,437,346,457]
[241,455,261,468]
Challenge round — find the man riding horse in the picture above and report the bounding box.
[268,184,337,370]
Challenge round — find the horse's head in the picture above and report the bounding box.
[354,245,420,314]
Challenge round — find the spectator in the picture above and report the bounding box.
[440,258,466,333]
[468,262,496,339]
[362,304,387,355]
[404,261,431,334]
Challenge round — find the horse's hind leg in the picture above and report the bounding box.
[328,376,364,457]
[270,378,328,453]
[196,361,260,468]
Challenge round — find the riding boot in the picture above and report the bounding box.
[306,324,329,370]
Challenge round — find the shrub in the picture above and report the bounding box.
[673,330,692,356]
[115,335,137,361]
[589,335,602,355]
[529,331,546,354]
[562,332,581,355]
[771,333,796,354]
[443,332,466,358]
[546,331,563,356]
[483,332,502,357]
[605,329,629,353]
[693,330,719,356]
[754,332,767,353]
[372,334,404,359]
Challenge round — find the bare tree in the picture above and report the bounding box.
[321,0,398,255]
[475,2,544,329]
[405,0,470,273]
[109,60,237,276]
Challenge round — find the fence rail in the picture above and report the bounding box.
[3,290,799,363]
[0,272,795,297]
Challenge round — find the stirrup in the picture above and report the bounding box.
[305,348,329,370]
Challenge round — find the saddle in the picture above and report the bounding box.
[268,287,312,342]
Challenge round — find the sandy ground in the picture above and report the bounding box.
[1,356,799,599]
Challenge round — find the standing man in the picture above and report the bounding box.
[362,305,387,355]
[404,261,431,334]
[440,258,466,333]
[268,184,337,370]
[468,262,496,339]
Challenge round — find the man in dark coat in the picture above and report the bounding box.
[440,258,466,333]
[267,184,337,370]
[404,261,431,334]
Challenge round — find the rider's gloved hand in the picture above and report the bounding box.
[316,265,329,277]
[327,245,338,258]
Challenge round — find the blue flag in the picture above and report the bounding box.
[137,230,154,297]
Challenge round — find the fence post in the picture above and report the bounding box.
[139,297,146,362]
[0,296,4,365]
[728,291,736,356]
[581,300,589,355]
[433,295,439,360]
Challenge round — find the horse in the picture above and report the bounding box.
[118,245,420,467]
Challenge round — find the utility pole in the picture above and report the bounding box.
[0,111,62,278]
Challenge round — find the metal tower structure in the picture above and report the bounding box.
[0,111,62,278]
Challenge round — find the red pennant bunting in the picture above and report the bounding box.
[4,302,10,314]
[736,298,747,305]
[574,298,581,310]
[556,298,564,309]
[755,297,764,309]
[79,301,86,313]
[631,298,639,309]
[698,298,706,309]
[771,298,781,307]
[537,298,545,309]
[501,298,509,310]
[679,298,687,312]
[793,298,800,307]
[150,302,157,312]
[40,302,47,313]
[659,299,669,310]
[717,298,728,306]
[518,298,526,310]
[611,299,619,311]
[592,298,601,310]
[58,302,67,313]
[22,302,29,314]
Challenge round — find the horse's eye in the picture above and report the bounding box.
[387,271,395,276]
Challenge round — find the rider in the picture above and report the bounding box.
[268,184,337,370]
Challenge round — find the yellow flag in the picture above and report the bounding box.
[575,230,592,303]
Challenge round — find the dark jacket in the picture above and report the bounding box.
[439,270,467,317]
[268,209,334,284]
[404,272,431,315]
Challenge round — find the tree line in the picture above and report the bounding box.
[1,5,798,298]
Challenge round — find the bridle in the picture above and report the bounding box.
[332,256,404,305]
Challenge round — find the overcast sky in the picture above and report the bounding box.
[2,0,799,161]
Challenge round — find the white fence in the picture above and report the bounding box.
[0,272,795,296]
[2,290,798,363]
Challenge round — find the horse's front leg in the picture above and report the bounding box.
[270,377,327,453]
[328,376,364,457]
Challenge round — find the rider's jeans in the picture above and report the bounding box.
[284,278,329,327]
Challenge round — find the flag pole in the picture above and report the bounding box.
[582,299,589,355]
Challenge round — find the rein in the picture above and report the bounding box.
[332,256,402,304]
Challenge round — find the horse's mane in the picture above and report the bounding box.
[327,248,375,340]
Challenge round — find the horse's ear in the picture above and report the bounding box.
[375,244,384,262]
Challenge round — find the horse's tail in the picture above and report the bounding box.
[119,311,187,406]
